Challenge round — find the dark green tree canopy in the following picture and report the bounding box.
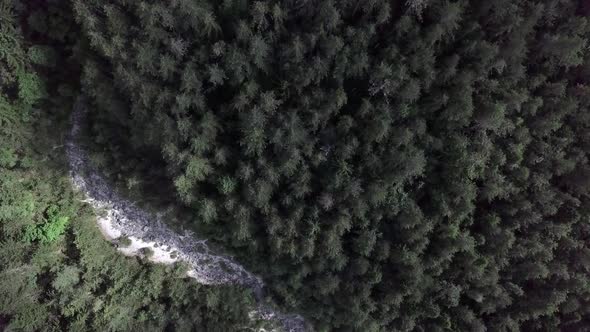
[62,0,590,330]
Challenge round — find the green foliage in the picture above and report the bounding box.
[0,2,253,331]
[0,148,17,168]
[0,1,24,78]
[17,71,46,105]
[0,0,585,330]
[73,0,590,330]
[199,198,218,223]
[23,205,69,244]
[28,45,57,67]
[117,236,132,247]
[139,247,154,258]
[219,176,236,195]
[52,265,81,292]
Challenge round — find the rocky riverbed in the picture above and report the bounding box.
[66,98,309,332]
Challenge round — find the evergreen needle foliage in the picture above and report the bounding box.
[0,1,254,331]
[2,0,590,331]
[72,0,590,330]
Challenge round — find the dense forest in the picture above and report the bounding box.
[3,0,590,331]
[0,1,255,331]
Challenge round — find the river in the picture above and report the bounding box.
[65,98,309,332]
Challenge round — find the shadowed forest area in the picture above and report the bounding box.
[0,1,255,331]
[3,0,590,331]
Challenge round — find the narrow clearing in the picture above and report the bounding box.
[66,98,309,332]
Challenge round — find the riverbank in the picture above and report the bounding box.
[67,98,309,332]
